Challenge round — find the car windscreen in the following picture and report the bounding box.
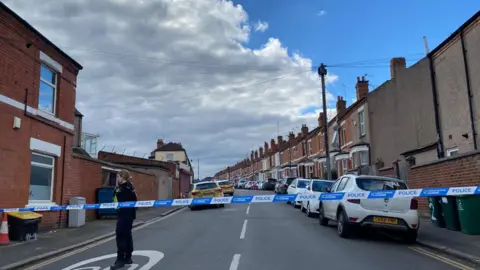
[356,178,408,191]
[286,178,295,185]
[195,183,218,190]
[297,180,310,188]
[218,181,232,186]
[311,181,332,192]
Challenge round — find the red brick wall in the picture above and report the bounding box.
[377,166,395,176]
[408,151,480,214]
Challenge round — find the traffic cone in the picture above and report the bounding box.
[0,213,10,246]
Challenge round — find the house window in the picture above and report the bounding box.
[29,153,55,203]
[359,110,365,136]
[341,127,346,146]
[39,64,57,114]
[307,141,312,155]
[360,151,369,165]
[166,153,174,161]
[446,148,459,157]
[342,159,348,174]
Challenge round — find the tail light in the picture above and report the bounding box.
[191,191,198,196]
[410,198,418,210]
[347,199,361,204]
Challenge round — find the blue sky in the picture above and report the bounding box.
[235,0,479,108]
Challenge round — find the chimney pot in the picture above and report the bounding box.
[357,76,360,82]
[362,76,365,81]
[157,139,164,149]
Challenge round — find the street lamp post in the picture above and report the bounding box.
[318,63,332,180]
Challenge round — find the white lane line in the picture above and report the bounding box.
[240,219,248,239]
[246,205,250,215]
[229,254,241,270]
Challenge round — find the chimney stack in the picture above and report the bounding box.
[277,135,283,148]
[259,147,264,158]
[297,132,302,138]
[251,151,254,161]
[336,96,346,117]
[356,76,369,100]
[270,139,276,152]
[288,132,295,142]
[318,112,325,128]
[157,139,164,149]
[390,57,406,79]
[255,150,259,160]
[301,124,309,136]
[264,142,269,153]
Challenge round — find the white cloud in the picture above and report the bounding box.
[3,0,337,178]
[253,20,269,32]
[317,10,326,16]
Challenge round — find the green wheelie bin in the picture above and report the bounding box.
[428,196,445,228]
[439,196,461,231]
[456,195,480,235]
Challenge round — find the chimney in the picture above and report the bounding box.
[251,151,254,161]
[301,124,309,136]
[297,132,302,138]
[254,150,258,160]
[264,142,269,153]
[157,139,164,149]
[288,132,295,142]
[270,139,276,152]
[259,147,264,157]
[390,57,406,79]
[318,112,325,128]
[336,96,346,117]
[356,76,369,100]
[277,136,283,148]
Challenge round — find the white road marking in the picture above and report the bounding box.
[240,219,248,239]
[60,250,164,270]
[23,208,186,270]
[246,205,250,215]
[229,254,241,270]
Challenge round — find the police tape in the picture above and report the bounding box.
[1,186,479,213]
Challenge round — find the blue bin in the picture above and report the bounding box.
[96,187,117,218]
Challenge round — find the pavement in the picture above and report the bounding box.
[0,190,477,270]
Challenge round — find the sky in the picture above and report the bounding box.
[3,0,479,178]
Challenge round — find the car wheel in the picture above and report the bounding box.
[337,210,352,238]
[306,203,314,218]
[403,229,417,244]
[318,204,329,226]
[190,206,197,211]
[301,203,306,213]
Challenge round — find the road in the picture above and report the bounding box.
[22,190,475,270]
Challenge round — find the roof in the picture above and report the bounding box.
[337,96,367,121]
[429,10,480,57]
[0,2,83,70]
[153,142,185,152]
[75,108,83,117]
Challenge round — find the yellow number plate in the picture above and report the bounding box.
[373,217,398,224]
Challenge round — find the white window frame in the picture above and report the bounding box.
[359,110,365,136]
[166,153,174,161]
[29,152,55,205]
[341,127,346,145]
[307,141,312,155]
[39,63,58,115]
[446,147,459,157]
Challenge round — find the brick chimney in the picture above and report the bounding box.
[336,96,346,117]
[318,112,325,128]
[277,136,283,148]
[157,139,164,149]
[301,124,309,136]
[255,150,259,160]
[390,57,406,79]
[270,139,276,152]
[251,151,254,161]
[288,132,295,142]
[259,147,264,157]
[264,142,269,153]
[356,76,369,100]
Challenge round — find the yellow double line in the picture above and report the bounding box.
[409,246,475,270]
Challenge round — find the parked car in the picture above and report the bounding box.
[275,178,295,194]
[287,178,311,208]
[263,178,277,191]
[300,179,334,217]
[236,180,247,189]
[245,181,255,189]
[257,180,266,190]
[189,181,225,210]
[318,175,419,243]
[217,180,235,196]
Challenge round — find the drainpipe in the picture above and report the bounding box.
[460,31,477,150]
[427,54,445,158]
[58,135,67,228]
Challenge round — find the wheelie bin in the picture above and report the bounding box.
[428,196,445,228]
[439,196,461,231]
[7,212,43,242]
[456,195,480,235]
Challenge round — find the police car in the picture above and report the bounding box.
[189,181,225,210]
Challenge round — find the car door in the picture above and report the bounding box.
[330,176,350,220]
[287,179,297,195]
[323,179,341,219]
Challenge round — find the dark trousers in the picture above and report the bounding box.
[116,216,134,260]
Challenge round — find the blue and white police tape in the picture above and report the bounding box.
[1,185,479,213]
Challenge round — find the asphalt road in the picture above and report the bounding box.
[22,190,475,270]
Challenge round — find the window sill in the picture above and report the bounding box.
[26,202,58,208]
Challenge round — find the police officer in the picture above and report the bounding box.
[110,169,137,270]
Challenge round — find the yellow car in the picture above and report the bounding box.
[189,181,224,210]
[217,180,235,196]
